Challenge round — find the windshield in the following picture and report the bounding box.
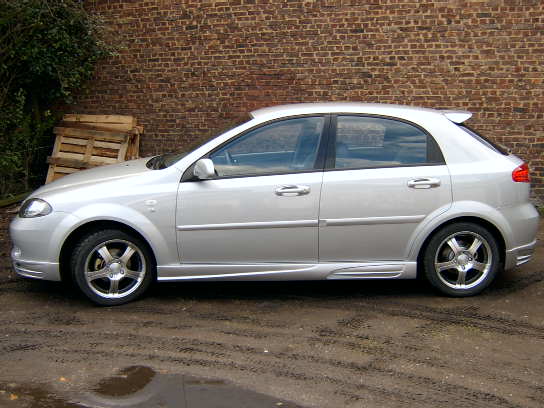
[146,115,252,170]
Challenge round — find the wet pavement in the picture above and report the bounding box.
[1,204,543,407]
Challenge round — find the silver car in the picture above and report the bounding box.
[10,103,539,305]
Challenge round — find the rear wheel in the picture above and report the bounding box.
[423,222,501,296]
[71,229,154,306]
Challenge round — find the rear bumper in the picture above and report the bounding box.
[505,239,537,270]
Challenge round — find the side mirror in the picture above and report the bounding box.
[193,158,215,180]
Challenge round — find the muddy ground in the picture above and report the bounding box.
[0,203,543,407]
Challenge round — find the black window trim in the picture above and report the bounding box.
[324,113,446,172]
[181,114,333,182]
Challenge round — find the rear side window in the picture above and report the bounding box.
[459,125,509,156]
[332,116,444,169]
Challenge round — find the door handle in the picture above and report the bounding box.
[407,177,441,189]
[275,185,311,196]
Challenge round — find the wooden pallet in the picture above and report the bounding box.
[45,115,142,183]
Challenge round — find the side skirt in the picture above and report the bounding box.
[157,262,417,282]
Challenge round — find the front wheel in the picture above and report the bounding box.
[422,222,501,297]
[71,229,155,306]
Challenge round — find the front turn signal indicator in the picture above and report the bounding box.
[512,163,530,183]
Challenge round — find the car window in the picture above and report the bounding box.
[333,116,443,169]
[210,116,325,177]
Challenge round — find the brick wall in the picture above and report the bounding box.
[76,0,544,202]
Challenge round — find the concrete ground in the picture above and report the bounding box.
[0,203,543,407]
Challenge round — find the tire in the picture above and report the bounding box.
[71,229,155,306]
[422,222,501,297]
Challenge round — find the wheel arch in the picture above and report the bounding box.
[416,216,506,277]
[59,220,157,284]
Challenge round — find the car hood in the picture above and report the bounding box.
[31,158,153,198]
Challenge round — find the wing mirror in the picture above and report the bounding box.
[193,158,215,180]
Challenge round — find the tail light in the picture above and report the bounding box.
[512,162,530,183]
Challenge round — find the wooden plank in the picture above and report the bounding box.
[94,140,122,149]
[45,165,55,183]
[61,136,88,146]
[58,143,87,155]
[92,147,120,159]
[63,114,134,125]
[56,166,79,173]
[117,138,129,161]
[83,138,94,163]
[57,151,84,161]
[59,121,134,133]
[89,156,118,164]
[57,140,120,157]
[46,157,92,168]
[54,127,128,142]
[61,136,121,150]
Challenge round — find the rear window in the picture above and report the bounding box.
[459,125,509,156]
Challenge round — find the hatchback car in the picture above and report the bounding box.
[10,103,539,305]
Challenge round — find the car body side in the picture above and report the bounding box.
[10,103,539,283]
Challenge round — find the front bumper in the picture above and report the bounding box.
[10,211,79,282]
[11,254,61,281]
[505,239,537,271]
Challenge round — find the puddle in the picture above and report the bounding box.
[0,365,304,407]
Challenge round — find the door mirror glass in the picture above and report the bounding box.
[193,158,215,180]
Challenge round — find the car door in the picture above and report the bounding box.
[176,116,328,264]
[319,115,452,262]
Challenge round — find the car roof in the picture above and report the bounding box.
[250,102,472,124]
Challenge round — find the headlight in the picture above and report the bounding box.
[19,198,53,218]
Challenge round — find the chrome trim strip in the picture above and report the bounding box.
[329,271,401,279]
[14,265,44,279]
[159,270,300,281]
[516,254,532,266]
[320,215,425,227]
[177,219,318,231]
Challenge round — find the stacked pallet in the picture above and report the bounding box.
[46,114,142,183]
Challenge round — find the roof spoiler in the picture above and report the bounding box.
[441,110,472,124]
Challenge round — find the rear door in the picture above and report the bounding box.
[319,115,452,262]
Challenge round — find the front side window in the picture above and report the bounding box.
[210,116,325,177]
[333,116,443,169]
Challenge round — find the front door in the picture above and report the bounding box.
[177,116,327,264]
[319,115,452,262]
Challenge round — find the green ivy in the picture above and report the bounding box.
[0,0,115,197]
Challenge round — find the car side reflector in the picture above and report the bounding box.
[512,163,530,183]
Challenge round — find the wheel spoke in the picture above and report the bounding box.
[108,278,119,295]
[456,269,467,286]
[436,260,457,272]
[447,238,463,256]
[467,238,483,257]
[119,246,136,265]
[97,246,114,263]
[471,261,488,272]
[86,267,110,281]
[124,268,143,281]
